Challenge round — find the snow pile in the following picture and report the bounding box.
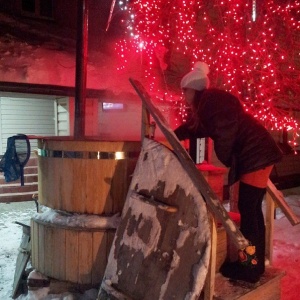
[16,270,98,300]
[33,207,121,229]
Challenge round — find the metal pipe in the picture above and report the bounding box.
[74,0,89,139]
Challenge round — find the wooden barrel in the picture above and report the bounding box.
[196,163,226,201]
[37,139,141,214]
[31,216,115,286]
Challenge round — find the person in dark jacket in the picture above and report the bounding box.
[174,62,283,283]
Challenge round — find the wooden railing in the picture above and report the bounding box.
[204,180,300,300]
[265,179,300,265]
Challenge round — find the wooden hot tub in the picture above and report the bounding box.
[37,138,141,214]
[32,138,141,286]
[31,215,116,285]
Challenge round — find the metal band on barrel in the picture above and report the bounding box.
[37,148,140,160]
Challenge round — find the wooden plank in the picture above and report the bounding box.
[38,221,45,274]
[44,225,55,278]
[213,267,285,300]
[78,231,93,284]
[65,230,79,283]
[31,220,38,269]
[92,232,107,285]
[216,227,227,272]
[129,78,248,250]
[141,104,151,139]
[107,231,115,254]
[52,228,66,281]
[267,179,300,226]
[265,192,275,265]
[12,224,31,299]
[204,215,217,300]
[99,138,211,300]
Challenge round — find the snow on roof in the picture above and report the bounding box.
[0,12,144,96]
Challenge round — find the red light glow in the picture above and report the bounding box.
[116,0,300,150]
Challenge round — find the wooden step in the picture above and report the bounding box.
[0,182,38,193]
[25,157,38,167]
[0,173,38,184]
[24,166,38,175]
[0,156,37,166]
[0,156,38,203]
[0,191,38,203]
[212,267,285,300]
[0,157,38,183]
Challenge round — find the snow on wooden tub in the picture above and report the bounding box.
[31,210,120,286]
[37,138,141,214]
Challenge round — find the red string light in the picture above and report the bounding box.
[116,0,300,151]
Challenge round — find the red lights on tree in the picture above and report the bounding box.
[116,0,300,151]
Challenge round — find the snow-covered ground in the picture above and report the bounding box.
[0,186,300,300]
[271,187,300,300]
[0,201,100,300]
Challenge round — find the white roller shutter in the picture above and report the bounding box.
[0,97,56,154]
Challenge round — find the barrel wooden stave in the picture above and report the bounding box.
[31,218,115,285]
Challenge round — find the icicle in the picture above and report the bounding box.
[106,0,117,31]
[252,0,257,21]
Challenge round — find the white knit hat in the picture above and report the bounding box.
[180,62,210,91]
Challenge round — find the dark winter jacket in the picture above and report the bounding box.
[174,88,283,185]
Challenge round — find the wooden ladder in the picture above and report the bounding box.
[132,78,299,300]
[203,180,300,300]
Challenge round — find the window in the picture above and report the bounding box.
[21,0,53,19]
[40,0,53,18]
[22,0,35,13]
